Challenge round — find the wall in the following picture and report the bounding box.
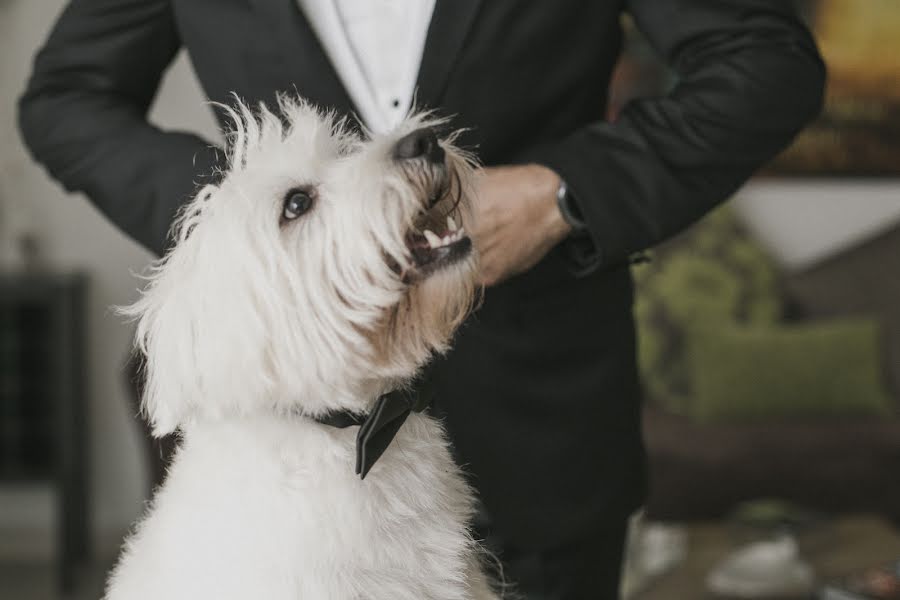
[735,180,900,270]
[0,0,220,556]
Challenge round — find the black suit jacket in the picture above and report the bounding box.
[20,0,824,549]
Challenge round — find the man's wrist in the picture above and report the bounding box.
[525,163,572,243]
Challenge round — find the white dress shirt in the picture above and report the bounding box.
[296,0,436,134]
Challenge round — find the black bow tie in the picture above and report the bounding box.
[313,371,436,479]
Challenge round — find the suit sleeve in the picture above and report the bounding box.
[18,0,225,257]
[528,0,826,273]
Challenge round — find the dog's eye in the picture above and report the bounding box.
[282,189,314,222]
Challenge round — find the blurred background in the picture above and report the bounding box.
[1,1,898,599]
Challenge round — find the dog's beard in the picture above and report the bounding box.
[364,156,479,372]
[364,256,478,372]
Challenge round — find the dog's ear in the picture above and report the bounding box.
[121,243,206,436]
[120,180,283,436]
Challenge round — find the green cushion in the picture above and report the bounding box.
[686,318,894,423]
[634,205,783,414]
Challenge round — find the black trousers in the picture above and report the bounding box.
[477,510,628,600]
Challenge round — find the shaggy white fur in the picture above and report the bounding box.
[105,98,497,599]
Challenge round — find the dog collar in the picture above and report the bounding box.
[312,372,436,480]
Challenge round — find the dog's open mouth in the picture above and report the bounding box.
[402,192,471,281]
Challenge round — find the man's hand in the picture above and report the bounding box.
[472,164,572,287]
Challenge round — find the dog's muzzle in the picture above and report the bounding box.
[392,129,472,282]
[393,127,446,165]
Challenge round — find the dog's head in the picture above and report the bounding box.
[124,98,478,435]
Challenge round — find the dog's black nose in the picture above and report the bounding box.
[394,128,445,164]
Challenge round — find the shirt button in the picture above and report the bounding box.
[391,99,400,109]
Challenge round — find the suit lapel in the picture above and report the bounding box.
[246,0,360,123]
[245,0,484,122]
[415,0,484,109]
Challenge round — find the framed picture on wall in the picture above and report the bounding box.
[770,0,900,176]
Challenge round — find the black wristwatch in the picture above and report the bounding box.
[556,179,588,234]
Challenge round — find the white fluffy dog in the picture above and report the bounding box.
[106,98,498,600]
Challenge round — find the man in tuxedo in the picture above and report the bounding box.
[19,1,824,597]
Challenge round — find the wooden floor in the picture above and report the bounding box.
[2,515,898,599]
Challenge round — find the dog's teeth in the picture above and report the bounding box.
[423,230,442,248]
[447,216,458,231]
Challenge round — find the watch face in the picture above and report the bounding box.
[557,180,587,231]
[557,180,569,202]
